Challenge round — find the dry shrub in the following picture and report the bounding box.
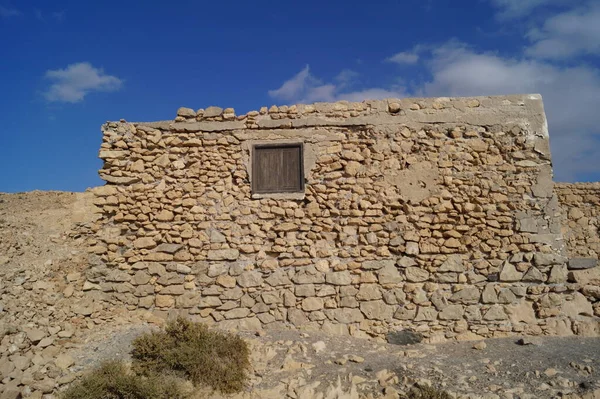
[131,317,250,394]
[61,360,186,399]
[407,385,453,399]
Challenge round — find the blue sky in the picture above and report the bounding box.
[1,0,599,192]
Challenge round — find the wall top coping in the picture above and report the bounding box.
[104,94,549,138]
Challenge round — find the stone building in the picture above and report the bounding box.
[87,94,600,341]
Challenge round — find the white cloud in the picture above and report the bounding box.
[43,62,123,103]
[526,2,600,59]
[335,69,360,87]
[0,5,21,18]
[34,9,67,22]
[268,65,404,104]
[416,42,600,181]
[488,0,573,19]
[386,51,419,65]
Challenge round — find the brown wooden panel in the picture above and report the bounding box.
[252,144,303,194]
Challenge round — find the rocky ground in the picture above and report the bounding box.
[0,191,599,399]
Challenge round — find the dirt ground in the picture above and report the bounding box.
[1,190,599,399]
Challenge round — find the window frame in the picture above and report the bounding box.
[251,142,305,195]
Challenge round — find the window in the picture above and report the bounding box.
[252,143,304,194]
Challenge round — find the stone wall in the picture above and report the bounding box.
[556,182,600,262]
[87,94,600,341]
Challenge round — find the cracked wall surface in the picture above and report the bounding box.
[86,94,600,341]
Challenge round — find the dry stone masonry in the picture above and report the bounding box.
[87,94,600,342]
[556,183,600,261]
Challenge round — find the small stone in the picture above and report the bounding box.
[55,354,74,370]
[312,341,326,353]
[26,329,46,344]
[516,337,542,346]
[348,355,364,363]
[388,102,401,113]
[177,107,195,118]
[134,237,156,249]
[544,368,558,377]
[156,210,174,222]
[203,106,223,118]
[473,341,487,350]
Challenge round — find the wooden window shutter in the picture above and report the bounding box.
[252,143,303,194]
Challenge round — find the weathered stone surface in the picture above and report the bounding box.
[237,271,263,287]
[327,308,364,324]
[177,107,195,118]
[568,258,598,270]
[288,308,309,326]
[483,305,507,321]
[325,271,352,285]
[302,297,324,311]
[356,284,382,301]
[499,262,523,282]
[362,259,394,270]
[203,106,223,118]
[91,95,598,341]
[133,237,156,249]
[378,264,403,284]
[405,267,429,282]
[360,300,394,320]
[523,267,544,283]
[562,292,594,317]
[439,255,465,272]
[450,287,480,304]
[439,304,464,320]
[207,249,240,261]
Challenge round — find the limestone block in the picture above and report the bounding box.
[562,292,594,317]
[360,300,394,320]
[177,107,195,118]
[288,308,309,326]
[362,259,394,270]
[237,271,263,287]
[438,255,465,272]
[325,271,352,285]
[207,249,240,261]
[438,305,464,320]
[506,300,537,324]
[548,264,568,284]
[224,308,250,319]
[265,270,292,286]
[203,106,223,118]
[327,308,364,324]
[405,267,429,282]
[522,267,544,282]
[302,297,324,311]
[450,287,480,304]
[155,295,175,307]
[394,307,416,320]
[414,306,438,321]
[198,297,222,308]
[156,210,174,221]
[568,258,598,270]
[482,305,507,321]
[378,264,403,284]
[499,262,523,282]
[356,284,382,301]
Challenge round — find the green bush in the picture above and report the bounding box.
[407,385,453,399]
[131,317,250,394]
[61,360,186,399]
